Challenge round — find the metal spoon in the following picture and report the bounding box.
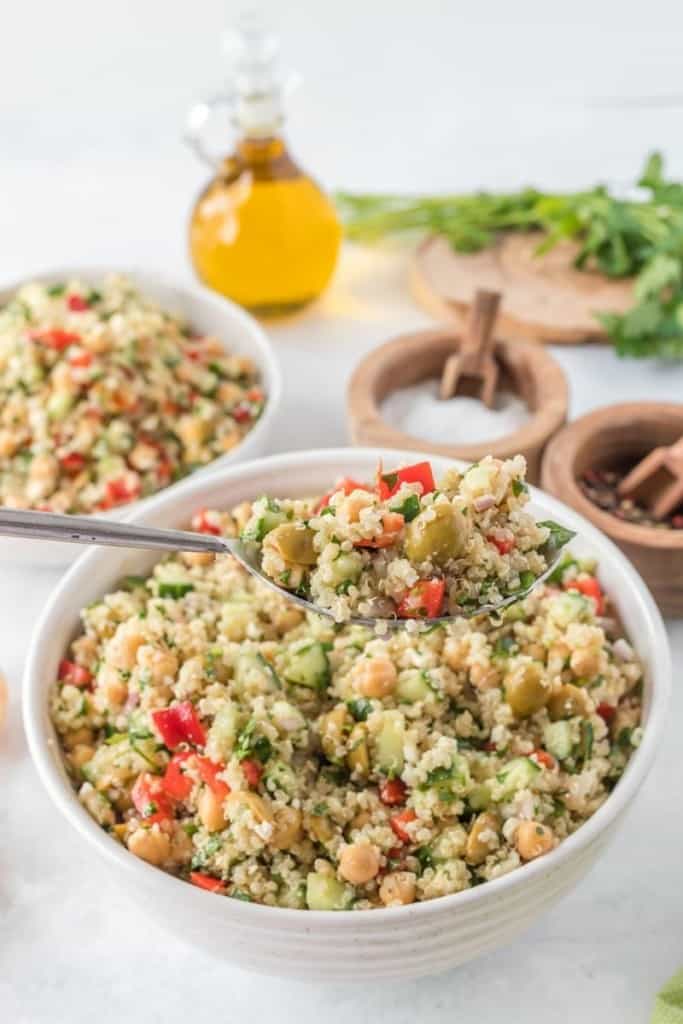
[0,507,574,627]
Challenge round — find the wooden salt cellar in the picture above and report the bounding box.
[347,316,568,485]
[541,402,683,617]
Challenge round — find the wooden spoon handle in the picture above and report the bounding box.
[461,289,501,365]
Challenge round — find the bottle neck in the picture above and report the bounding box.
[235,135,286,163]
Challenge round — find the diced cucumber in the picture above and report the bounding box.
[395,668,432,704]
[420,755,470,802]
[305,872,352,911]
[234,651,280,693]
[327,551,362,588]
[548,591,589,627]
[374,710,405,774]
[283,642,330,690]
[543,720,573,760]
[492,756,541,800]
[241,498,288,542]
[206,702,241,761]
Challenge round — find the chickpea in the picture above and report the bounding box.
[197,788,227,832]
[338,842,381,884]
[0,429,22,458]
[548,684,591,721]
[346,724,370,778]
[350,810,373,831]
[80,327,111,353]
[305,813,335,845]
[136,645,178,685]
[353,656,397,699]
[443,636,468,671]
[470,662,500,690]
[379,871,416,906]
[465,812,501,865]
[177,415,210,449]
[220,431,241,453]
[181,550,215,568]
[570,646,600,679]
[127,826,171,866]
[108,625,145,672]
[226,790,273,826]
[271,806,303,850]
[319,705,351,762]
[217,381,243,405]
[516,821,555,861]
[340,492,374,524]
[547,642,570,676]
[504,662,549,717]
[97,664,128,706]
[69,743,95,769]
[128,442,158,472]
[62,726,94,751]
[271,606,305,634]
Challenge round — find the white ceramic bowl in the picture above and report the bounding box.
[23,448,671,981]
[0,268,281,566]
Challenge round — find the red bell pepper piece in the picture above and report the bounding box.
[355,512,405,549]
[232,404,252,423]
[565,576,605,616]
[132,772,173,824]
[190,871,226,894]
[246,388,264,402]
[68,349,93,368]
[531,749,556,770]
[152,701,206,750]
[197,757,230,799]
[379,778,407,806]
[389,808,417,844]
[314,477,370,513]
[162,752,195,800]
[58,659,93,687]
[397,579,446,619]
[596,702,616,724]
[60,452,86,475]
[488,534,515,555]
[377,461,435,500]
[67,294,89,311]
[28,327,81,350]
[191,507,221,536]
[241,758,263,788]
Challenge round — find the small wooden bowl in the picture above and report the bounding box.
[347,326,568,484]
[541,402,683,617]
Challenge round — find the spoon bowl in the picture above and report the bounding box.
[0,507,573,626]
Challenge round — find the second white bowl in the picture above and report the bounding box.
[0,268,281,566]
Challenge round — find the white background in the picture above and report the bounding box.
[2,2,683,1021]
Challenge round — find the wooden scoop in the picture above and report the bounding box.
[617,435,683,520]
[439,289,501,406]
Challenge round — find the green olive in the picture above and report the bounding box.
[404,504,467,565]
[267,523,317,565]
[465,811,500,865]
[548,683,590,721]
[505,662,549,717]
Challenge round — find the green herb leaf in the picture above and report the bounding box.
[158,582,194,599]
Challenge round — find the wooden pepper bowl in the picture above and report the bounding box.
[541,402,683,617]
[347,326,568,484]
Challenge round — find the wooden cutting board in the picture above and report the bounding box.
[411,231,635,344]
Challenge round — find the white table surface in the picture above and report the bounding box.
[2,2,683,1021]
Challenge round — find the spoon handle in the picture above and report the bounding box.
[0,507,228,555]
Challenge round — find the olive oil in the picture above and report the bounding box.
[187,23,341,315]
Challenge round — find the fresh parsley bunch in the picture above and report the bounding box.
[337,153,683,358]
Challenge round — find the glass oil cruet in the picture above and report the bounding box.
[186,19,341,315]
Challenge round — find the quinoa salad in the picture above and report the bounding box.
[0,276,265,513]
[244,456,573,622]
[51,498,643,911]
